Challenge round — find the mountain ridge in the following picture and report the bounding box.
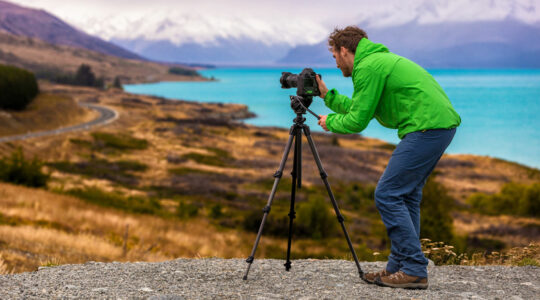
[278,19,540,68]
[0,0,143,60]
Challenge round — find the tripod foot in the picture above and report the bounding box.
[243,275,248,280]
[284,261,291,271]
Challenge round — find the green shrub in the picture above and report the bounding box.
[242,209,290,237]
[467,182,540,217]
[48,159,147,186]
[68,187,161,214]
[168,167,216,176]
[296,195,339,239]
[420,174,455,244]
[209,203,223,218]
[181,148,234,167]
[91,132,149,151]
[0,148,49,187]
[342,183,375,211]
[168,67,199,77]
[0,64,39,110]
[176,200,199,219]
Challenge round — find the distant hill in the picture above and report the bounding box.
[0,0,142,60]
[278,19,540,68]
[0,32,203,84]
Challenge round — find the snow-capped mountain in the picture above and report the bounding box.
[279,19,540,68]
[10,0,540,66]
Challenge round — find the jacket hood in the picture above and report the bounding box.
[354,38,389,65]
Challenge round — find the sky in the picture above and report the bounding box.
[11,0,540,46]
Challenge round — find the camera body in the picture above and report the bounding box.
[280,68,321,98]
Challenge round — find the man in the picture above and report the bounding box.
[316,26,461,289]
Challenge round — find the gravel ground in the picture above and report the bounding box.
[0,259,538,299]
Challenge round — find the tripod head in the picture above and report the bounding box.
[290,95,320,120]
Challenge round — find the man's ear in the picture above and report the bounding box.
[340,46,350,57]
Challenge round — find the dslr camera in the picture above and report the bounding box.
[280,68,321,98]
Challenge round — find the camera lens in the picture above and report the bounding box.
[280,72,298,89]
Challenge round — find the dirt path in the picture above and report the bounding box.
[0,103,118,143]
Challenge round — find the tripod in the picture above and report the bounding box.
[242,96,364,280]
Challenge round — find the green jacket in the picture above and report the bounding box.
[325,38,461,139]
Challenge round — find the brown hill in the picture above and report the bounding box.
[0,32,204,84]
[0,0,141,60]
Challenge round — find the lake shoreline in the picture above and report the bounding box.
[124,67,540,169]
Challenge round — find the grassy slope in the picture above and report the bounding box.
[0,83,538,274]
[0,182,256,274]
[0,92,96,137]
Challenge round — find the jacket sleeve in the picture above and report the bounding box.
[326,67,386,134]
[323,89,353,114]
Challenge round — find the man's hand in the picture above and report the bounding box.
[316,75,328,99]
[318,115,329,131]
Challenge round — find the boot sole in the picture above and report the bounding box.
[375,280,428,290]
[362,278,375,284]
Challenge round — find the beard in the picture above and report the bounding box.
[340,66,352,77]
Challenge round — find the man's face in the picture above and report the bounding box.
[332,47,353,77]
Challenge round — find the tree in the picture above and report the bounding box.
[113,76,123,89]
[74,64,96,86]
[0,64,39,110]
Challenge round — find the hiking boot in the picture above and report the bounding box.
[362,269,394,284]
[375,270,428,289]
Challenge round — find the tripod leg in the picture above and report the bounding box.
[296,124,302,189]
[243,129,296,280]
[302,126,365,279]
[284,128,300,271]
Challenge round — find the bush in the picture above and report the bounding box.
[176,200,199,219]
[0,148,49,187]
[420,174,455,244]
[68,187,161,215]
[296,195,339,239]
[181,148,234,167]
[342,183,375,211]
[209,203,223,218]
[91,132,149,151]
[467,182,540,217]
[0,64,39,110]
[48,158,147,186]
[242,209,290,237]
[168,67,199,77]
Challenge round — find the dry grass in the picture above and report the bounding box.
[0,182,264,273]
[421,239,540,266]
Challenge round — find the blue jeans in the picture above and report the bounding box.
[374,128,456,278]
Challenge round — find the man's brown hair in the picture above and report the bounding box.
[328,26,368,54]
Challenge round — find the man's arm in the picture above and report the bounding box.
[316,75,352,114]
[326,67,386,134]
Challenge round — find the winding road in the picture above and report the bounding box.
[0,103,118,143]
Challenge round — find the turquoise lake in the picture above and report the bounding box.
[125,68,540,169]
